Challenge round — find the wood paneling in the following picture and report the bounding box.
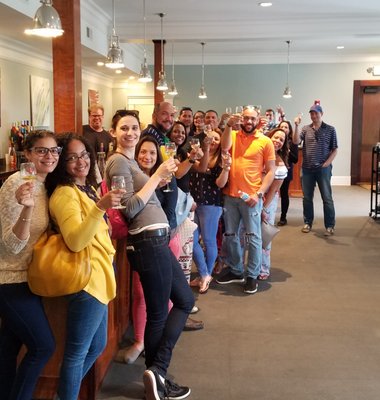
[52,0,82,134]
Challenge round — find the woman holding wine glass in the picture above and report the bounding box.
[44,133,123,400]
[189,129,231,293]
[0,130,59,400]
[105,110,194,400]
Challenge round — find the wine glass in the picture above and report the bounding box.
[111,176,126,209]
[225,107,232,115]
[189,138,200,151]
[163,142,177,193]
[204,124,213,138]
[20,162,37,181]
[235,106,243,115]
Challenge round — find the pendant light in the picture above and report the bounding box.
[138,0,152,83]
[283,40,292,99]
[168,43,178,96]
[198,42,207,99]
[24,0,64,38]
[105,0,124,69]
[156,13,168,91]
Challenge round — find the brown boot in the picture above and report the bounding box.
[183,317,204,331]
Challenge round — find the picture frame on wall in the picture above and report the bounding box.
[30,75,50,128]
[88,89,100,106]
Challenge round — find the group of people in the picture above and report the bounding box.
[0,99,338,400]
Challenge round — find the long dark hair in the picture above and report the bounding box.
[45,133,97,197]
[267,128,289,168]
[135,135,162,176]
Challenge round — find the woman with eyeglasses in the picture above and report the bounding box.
[45,133,123,400]
[105,110,194,400]
[0,130,59,400]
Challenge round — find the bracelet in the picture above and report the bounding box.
[188,158,196,164]
[22,218,32,222]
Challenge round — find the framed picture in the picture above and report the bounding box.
[30,75,50,128]
[88,89,100,106]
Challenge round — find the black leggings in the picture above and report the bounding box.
[279,177,291,220]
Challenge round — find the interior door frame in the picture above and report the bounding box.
[351,80,380,184]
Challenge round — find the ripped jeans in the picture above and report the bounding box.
[222,195,262,279]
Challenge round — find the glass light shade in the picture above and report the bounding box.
[24,0,64,38]
[199,86,207,99]
[105,35,125,69]
[138,61,152,83]
[168,81,178,96]
[283,86,292,98]
[156,71,168,91]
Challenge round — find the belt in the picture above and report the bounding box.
[128,227,169,241]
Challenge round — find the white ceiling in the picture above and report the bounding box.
[1,0,380,78]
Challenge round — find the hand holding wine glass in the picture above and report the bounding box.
[189,138,200,151]
[111,176,126,209]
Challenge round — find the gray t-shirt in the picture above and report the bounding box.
[105,153,168,231]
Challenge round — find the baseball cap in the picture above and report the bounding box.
[309,104,323,113]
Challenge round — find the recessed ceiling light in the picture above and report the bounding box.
[336,45,345,50]
[97,61,105,66]
[115,69,122,74]
[259,2,273,7]
[129,76,136,80]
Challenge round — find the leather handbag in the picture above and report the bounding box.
[28,231,91,297]
[261,220,280,249]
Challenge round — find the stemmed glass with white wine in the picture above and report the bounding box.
[189,138,200,151]
[111,176,126,209]
[204,124,213,139]
[163,142,177,193]
[20,162,37,181]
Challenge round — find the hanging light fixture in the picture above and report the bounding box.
[283,40,292,99]
[198,42,207,99]
[168,43,178,96]
[105,0,124,69]
[24,0,64,38]
[138,0,152,83]
[156,13,168,91]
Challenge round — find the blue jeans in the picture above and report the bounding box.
[127,235,194,377]
[193,205,223,277]
[223,195,262,279]
[302,165,335,228]
[261,192,279,276]
[57,291,108,400]
[0,282,55,400]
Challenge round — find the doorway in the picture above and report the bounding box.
[351,80,380,184]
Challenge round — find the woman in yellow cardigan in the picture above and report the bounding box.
[45,133,124,400]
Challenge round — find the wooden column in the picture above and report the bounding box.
[52,0,82,134]
[153,39,165,104]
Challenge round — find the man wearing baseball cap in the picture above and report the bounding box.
[292,102,338,236]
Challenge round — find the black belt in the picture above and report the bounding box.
[128,227,169,241]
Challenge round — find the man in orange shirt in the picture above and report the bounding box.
[216,106,276,294]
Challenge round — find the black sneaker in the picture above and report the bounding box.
[216,271,245,284]
[165,378,191,400]
[143,368,165,400]
[243,277,258,294]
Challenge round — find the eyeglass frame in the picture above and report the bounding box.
[30,146,62,156]
[65,151,91,163]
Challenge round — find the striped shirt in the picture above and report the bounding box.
[300,122,338,169]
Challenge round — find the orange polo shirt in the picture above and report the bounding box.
[224,129,275,198]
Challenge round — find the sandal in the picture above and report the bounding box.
[199,276,213,294]
[257,274,269,281]
[190,277,201,287]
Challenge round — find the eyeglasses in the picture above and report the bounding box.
[31,147,62,156]
[65,151,91,163]
[90,114,104,118]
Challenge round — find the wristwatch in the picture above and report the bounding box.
[256,192,264,199]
